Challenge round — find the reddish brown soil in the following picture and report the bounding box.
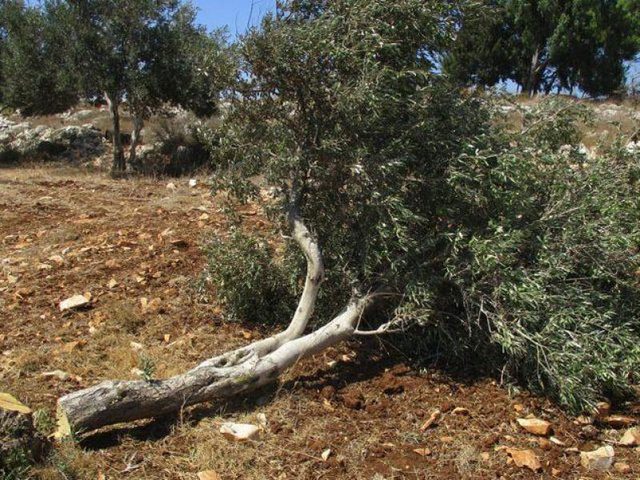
[0,165,638,479]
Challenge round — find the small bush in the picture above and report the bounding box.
[130,116,216,176]
[205,230,297,325]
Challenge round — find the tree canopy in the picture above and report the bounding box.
[444,0,640,96]
[0,0,78,115]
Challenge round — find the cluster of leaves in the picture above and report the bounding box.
[0,1,78,115]
[205,230,298,325]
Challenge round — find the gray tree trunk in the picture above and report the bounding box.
[105,92,126,175]
[128,115,144,165]
[55,211,368,437]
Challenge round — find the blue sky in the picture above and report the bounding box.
[194,0,275,36]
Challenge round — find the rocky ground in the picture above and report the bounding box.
[0,165,639,479]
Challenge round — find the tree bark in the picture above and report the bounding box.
[128,114,144,165]
[56,212,335,436]
[56,298,369,435]
[105,92,125,176]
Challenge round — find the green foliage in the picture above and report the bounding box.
[440,99,640,409]
[0,447,31,480]
[138,353,156,382]
[205,230,297,325]
[445,0,640,96]
[210,1,640,411]
[0,0,78,115]
[33,409,56,437]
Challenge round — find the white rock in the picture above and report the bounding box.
[219,423,260,441]
[166,182,177,190]
[59,294,90,311]
[189,179,198,188]
[580,445,615,471]
[42,370,70,381]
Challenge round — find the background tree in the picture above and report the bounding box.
[0,0,78,115]
[65,0,234,174]
[445,0,640,96]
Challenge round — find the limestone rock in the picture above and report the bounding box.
[580,445,615,471]
[517,417,552,436]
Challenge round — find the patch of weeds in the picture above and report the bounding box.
[0,447,32,480]
[138,354,156,382]
[33,409,56,437]
[455,445,479,475]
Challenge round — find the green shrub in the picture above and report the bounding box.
[205,230,297,325]
[432,99,640,410]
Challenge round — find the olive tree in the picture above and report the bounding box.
[63,0,233,174]
[56,0,640,434]
[0,0,78,115]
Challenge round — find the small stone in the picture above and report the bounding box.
[189,179,198,188]
[170,239,189,249]
[413,447,431,457]
[537,438,552,450]
[59,294,90,311]
[107,278,118,289]
[613,462,631,474]
[41,370,70,381]
[517,418,553,436]
[420,409,441,431]
[219,423,260,441]
[321,448,331,461]
[452,407,470,416]
[504,448,542,472]
[166,182,176,190]
[580,445,615,471]
[48,255,64,265]
[620,427,640,447]
[575,415,593,425]
[197,471,221,480]
[604,415,636,429]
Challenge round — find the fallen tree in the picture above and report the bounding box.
[57,0,640,435]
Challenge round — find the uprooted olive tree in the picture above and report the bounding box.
[56,0,640,436]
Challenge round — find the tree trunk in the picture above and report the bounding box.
[56,298,369,435]
[105,92,125,176]
[56,210,336,436]
[526,47,541,97]
[128,115,144,165]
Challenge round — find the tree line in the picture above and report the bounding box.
[1,0,639,173]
